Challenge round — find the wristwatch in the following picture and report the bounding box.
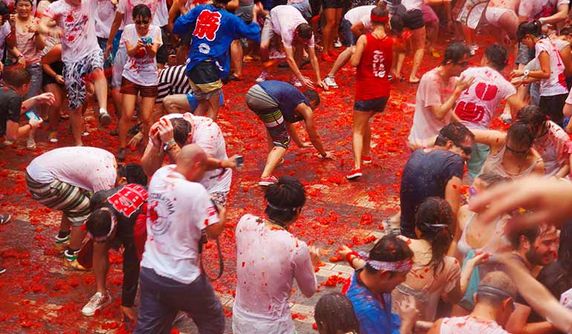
[523,69,530,79]
[163,139,177,152]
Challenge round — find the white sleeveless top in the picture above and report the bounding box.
[440,316,509,334]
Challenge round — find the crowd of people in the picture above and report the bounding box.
[1,0,572,333]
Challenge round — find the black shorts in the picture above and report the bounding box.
[539,93,567,127]
[354,96,389,112]
[323,0,344,9]
[402,9,425,30]
[42,61,64,87]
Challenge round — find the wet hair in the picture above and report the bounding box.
[86,208,113,238]
[517,20,542,41]
[296,23,313,40]
[476,271,517,305]
[507,224,540,250]
[0,2,9,17]
[434,121,475,147]
[415,197,454,273]
[3,66,31,87]
[132,4,152,19]
[117,163,147,186]
[213,0,231,7]
[537,262,572,300]
[516,105,547,134]
[303,89,320,108]
[170,117,192,147]
[365,235,413,275]
[485,44,509,71]
[442,42,471,66]
[370,5,389,26]
[506,122,534,151]
[314,293,360,334]
[264,176,306,225]
[476,173,510,188]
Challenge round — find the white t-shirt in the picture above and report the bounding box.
[26,147,117,192]
[270,5,315,48]
[401,0,423,10]
[117,0,165,27]
[454,67,516,130]
[95,0,116,39]
[408,68,458,148]
[0,22,10,60]
[344,5,374,29]
[161,113,232,194]
[44,0,100,63]
[561,288,572,309]
[121,24,162,86]
[439,316,509,334]
[141,165,220,284]
[232,214,317,334]
[518,0,568,19]
[154,0,169,27]
[535,38,569,97]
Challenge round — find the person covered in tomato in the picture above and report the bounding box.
[346,5,393,181]
[81,166,148,321]
[245,80,333,186]
[453,44,525,180]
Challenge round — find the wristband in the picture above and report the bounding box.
[163,139,177,152]
[345,251,359,264]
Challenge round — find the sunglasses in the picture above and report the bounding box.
[135,20,150,25]
[506,145,529,155]
[454,142,472,155]
[456,61,469,67]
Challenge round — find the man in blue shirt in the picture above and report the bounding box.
[245,80,333,186]
[173,0,261,120]
[343,235,418,334]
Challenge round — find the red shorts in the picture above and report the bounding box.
[120,77,158,98]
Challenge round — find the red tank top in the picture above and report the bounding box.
[355,33,393,101]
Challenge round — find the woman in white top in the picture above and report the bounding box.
[117,4,163,161]
[512,20,570,127]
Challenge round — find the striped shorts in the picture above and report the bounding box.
[26,173,92,226]
[246,84,290,148]
[156,65,192,104]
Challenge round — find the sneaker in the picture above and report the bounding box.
[26,137,36,150]
[117,148,127,162]
[346,169,363,180]
[0,267,5,274]
[256,71,269,83]
[0,214,11,225]
[334,39,342,48]
[82,131,90,137]
[258,176,278,186]
[362,156,373,165]
[64,249,78,262]
[99,109,112,127]
[65,258,87,271]
[291,76,303,87]
[324,76,338,89]
[81,291,112,316]
[55,231,70,244]
[48,132,59,143]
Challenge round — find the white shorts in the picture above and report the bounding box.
[484,6,515,27]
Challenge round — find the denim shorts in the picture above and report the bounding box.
[354,96,389,112]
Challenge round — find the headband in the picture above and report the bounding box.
[358,251,413,272]
[87,207,117,243]
[477,285,515,300]
[371,14,389,24]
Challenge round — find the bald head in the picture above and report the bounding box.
[175,144,207,181]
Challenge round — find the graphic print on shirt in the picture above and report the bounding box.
[107,184,147,218]
[193,9,222,42]
[372,50,387,78]
[455,82,499,122]
[147,192,175,235]
[63,10,89,43]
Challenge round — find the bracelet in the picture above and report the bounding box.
[345,251,359,264]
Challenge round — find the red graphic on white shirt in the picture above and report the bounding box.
[107,184,147,218]
[455,82,499,122]
[193,10,221,42]
[474,82,498,101]
[148,201,159,223]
